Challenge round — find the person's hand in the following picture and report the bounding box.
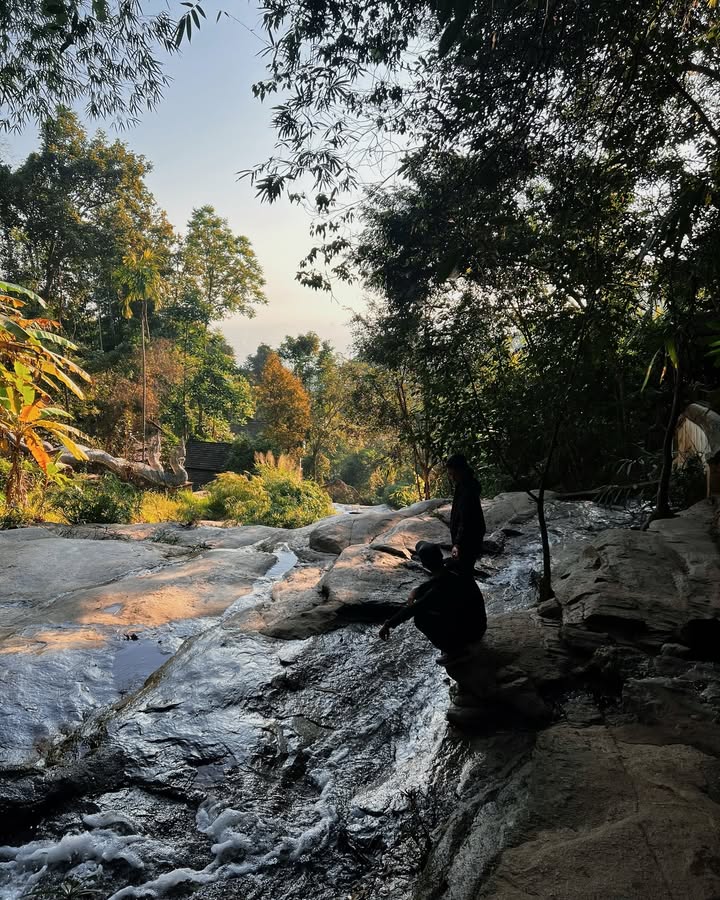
[451,545,459,559]
[379,623,391,641]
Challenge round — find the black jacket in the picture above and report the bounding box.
[450,475,486,551]
[386,569,487,631]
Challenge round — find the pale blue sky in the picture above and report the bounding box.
[0,7,366,361]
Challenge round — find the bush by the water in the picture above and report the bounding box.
[55,475,141,524]
[386,483,421,509]
[205,462,332,528]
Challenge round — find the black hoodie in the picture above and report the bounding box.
[450,475,486,552]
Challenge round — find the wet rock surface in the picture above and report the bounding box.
[3,497,720,898]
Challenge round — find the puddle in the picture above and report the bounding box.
[112,637,172,692]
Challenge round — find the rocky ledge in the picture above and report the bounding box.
[3,495,720,899]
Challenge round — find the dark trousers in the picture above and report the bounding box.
[414,608,487,653]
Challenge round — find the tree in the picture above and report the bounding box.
[278,331,333,389]
[181,332,254,440]
[0,1,177,132]
[182,205,266,325]
[305,357,364,482]
[0,108,172,343]
[255,352,311,454]
[114,247,163,461]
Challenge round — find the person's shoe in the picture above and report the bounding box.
[435,646,477,666]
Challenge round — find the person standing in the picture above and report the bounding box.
[447,453,486,575]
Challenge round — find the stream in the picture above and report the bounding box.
[0,501,642,900]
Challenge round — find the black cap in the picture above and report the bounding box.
[446,453,469,471]
[413,540,444,570]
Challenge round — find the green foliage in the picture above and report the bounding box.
[226,435,257,474]
[206,472,271,522]
[137,489,209,524]
[256,463,333,528]
[55,475,141,525]
[386,484,420,509]
[205,467,332,528]
[671,455,707,511]
[0,5,175,132]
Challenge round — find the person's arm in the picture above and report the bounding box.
[379,582,433,639]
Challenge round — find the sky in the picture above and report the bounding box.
[0,8,367,362]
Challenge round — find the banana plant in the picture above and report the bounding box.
[0,282,90,508]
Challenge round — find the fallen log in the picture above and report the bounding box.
[54,438,189,490]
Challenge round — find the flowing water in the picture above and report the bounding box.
[0,502,642,900]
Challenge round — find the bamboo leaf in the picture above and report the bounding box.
[641,348,661,392]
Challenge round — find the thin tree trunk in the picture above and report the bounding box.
[651,362,683,521]
[141,301,147,463]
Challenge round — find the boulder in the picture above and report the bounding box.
[319,544,425,619]
[435,491,543,532]
[370,515,451,558]
[554,500,720,655]
[418,723,720,900]
[308,499,446,555]
[228,566,338,639]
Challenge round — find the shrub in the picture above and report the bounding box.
[206,472,271,522]
[204,467,333,528]
[386,483,421,510]
[136,489,211,524]
[226,435,262,475]
[258,464,334,528]
[55,474,141,524]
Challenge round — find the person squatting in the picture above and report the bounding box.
[378,454,488,664]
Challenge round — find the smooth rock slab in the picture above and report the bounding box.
[308,500,446,555]
[555,500,720,653]
[103,522,291,549]
[0,536,173,608]
[370,515,451,558]
[228,566,337,639]
[418,723,720,900]
[319,544,425,619]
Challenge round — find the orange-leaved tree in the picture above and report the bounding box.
[255,352,311,454]
[0,281,90,507]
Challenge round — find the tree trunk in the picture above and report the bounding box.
[141,300,148,462]
[535,485,553,601]
[651,363,683,521]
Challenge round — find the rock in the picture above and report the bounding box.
[0,534,173,609]
[480,530,506,555]
[319,544,425,619]
[622,665,720,756]
[370,515,451,558]
[555,500,720,655]
[536,597,562,620]
[418,724,720,900]
[660,642,693,658]
[435,492,543,532]
[308,500,446,555]
[324,478,361,504]
[109,522,290,549]
[229,566,337,639]
[440,612,566,727]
